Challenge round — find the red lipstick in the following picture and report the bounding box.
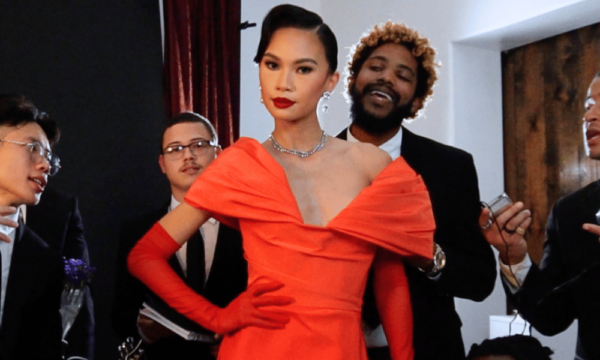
[273,97,295,109]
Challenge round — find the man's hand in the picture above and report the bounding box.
[137,313,175,343]
[0,206,18,243]
[480,202,531,265]
[582,223,600,238]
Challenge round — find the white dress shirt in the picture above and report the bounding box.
[170,196,219,282]
[499,255,533,292]
[0,208,19,326]
[18,204,27,223]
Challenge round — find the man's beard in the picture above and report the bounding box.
[349,84,413,135]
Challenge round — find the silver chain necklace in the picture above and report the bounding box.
[269,130,327,158]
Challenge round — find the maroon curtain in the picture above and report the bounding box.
[163,0,241,148]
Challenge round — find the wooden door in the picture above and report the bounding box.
[502,23,600,263]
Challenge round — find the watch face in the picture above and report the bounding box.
[435,251,446,269]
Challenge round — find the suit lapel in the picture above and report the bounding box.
[26,189,62,242]
[400,127,417,165]
[168,253,185,279]
[165,230,206,295]
[161,200,206,293]
[204,225,237,298]
[1,224,37,339]
[25,205,42,232]
[337,128,348,140]
[26,197,68,252]
[160,201,185,280]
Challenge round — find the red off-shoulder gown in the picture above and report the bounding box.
[178,138,434,360]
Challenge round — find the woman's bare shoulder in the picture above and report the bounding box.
[328,137,391,177]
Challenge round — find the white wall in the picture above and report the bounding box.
[240,0,600,356]
[240,0,321,141]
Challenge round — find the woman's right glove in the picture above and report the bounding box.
[128,222,294,334]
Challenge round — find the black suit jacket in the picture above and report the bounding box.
[112,204,247,360]
[27,186,95,360]
[507,180,600,359]
[0,222,63,360]
[339,127,497,360]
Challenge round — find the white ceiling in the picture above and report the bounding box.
[455,0,600,50]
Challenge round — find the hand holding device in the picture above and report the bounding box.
[480,193,532,265]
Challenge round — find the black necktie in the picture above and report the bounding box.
[186,230,205,294]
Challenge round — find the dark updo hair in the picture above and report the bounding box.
[253,4,338,74]
[0,94,60,147]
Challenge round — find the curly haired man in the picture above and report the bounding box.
[338,22,497,360]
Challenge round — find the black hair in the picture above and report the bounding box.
[466,335,554,360]
[0,94,60,147]
[159,112,218,153]
[253,4,338,74]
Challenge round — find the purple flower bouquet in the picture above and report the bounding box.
[60,258,96,340]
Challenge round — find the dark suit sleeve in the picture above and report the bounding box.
[17,247,64,360]
[503,184,600,358]
[39,256,64,360]
[112,219,151,340]
[62,196,95,360]
[427,152,496,301]
[509,203,578,335]
[60,196,89,260]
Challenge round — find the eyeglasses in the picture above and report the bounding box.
[163,140,217,160]
[0,139,61,176]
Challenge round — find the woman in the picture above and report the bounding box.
[128,5,435,359]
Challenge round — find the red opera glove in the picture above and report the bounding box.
[373,249,414,360]
[127,223,294,334]
[210,280,294,333]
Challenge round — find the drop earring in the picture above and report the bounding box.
[322,91,331,113]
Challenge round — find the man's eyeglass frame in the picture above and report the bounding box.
[0,139,61,176]
[162,139,218,160]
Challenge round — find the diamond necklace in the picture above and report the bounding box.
[269,130,327,158]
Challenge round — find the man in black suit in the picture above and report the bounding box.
[482,72,600,359]
[26,186,95,360]
[0,94,63,359]
[339,22,496,359]
[112,112,247,360]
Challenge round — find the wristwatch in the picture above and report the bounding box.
[419,243,446,277]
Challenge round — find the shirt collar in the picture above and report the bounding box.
[20,204,26,223]
[347,126,403,160]
[0,207,20,236]
[170,195,216,224]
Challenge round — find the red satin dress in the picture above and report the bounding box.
[182,138,435,360]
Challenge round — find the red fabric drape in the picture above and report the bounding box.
[163,0,241,148]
